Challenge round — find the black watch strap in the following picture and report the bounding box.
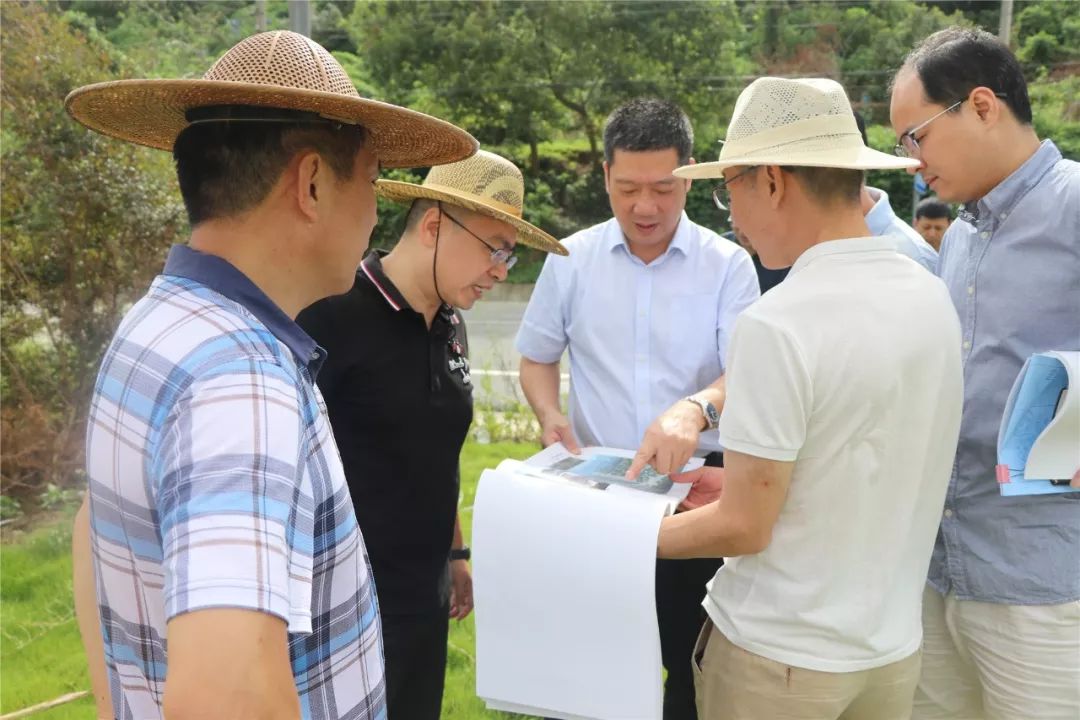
[450,546,471,561]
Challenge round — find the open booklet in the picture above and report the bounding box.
[502,442,699,511]
[997,351,1080,496]
[473,444,704,720]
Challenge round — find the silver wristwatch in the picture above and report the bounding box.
[683,395,720,430]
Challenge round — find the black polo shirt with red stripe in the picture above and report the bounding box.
[297,251,473,616]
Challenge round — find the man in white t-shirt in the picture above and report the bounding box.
[656,77,963,719]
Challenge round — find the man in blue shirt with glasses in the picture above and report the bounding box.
[891,26,1080,719]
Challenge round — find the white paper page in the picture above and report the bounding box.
[473,467,665,720]
[1026,351,1080,479]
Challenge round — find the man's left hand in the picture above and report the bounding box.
[449,559,473,620]
[626,401,703,479]
[1071,468,1080,489]
[672,466,725,511]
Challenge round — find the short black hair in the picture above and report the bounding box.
[853,111,869,147]
[900,26,1032,124]
[602,98,693,165]
[173,106,367,226]
[780,166,863,207]
[915,196,952,221]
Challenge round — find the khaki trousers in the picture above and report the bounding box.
[913,585,1080,720]
[692,621,922,720]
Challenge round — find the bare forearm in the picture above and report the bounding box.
[657,499,766,559]
[452,513,464,550]
[519,357,562,422]
[694,375,727,414]
[73,497,114,719]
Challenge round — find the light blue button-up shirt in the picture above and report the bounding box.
[516,213,760,452]
[931,139,1080,604]
[864,186,939,272]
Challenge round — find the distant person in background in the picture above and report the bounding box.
[912,197,952,251]
[722,218,789,293]
[298,150,565,720]
[891,26,1080,719]
[854,112,938,271]
[516,97,759,720]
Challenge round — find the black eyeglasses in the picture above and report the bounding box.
[440,205,517,270]
[712,166,758,211]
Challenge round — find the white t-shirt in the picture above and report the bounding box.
[706,236,963,673]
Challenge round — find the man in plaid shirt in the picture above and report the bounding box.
[68,31,476,720]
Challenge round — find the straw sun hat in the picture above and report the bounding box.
[64,31,477,169]
[674,77,919,179]
[376,150,568,255]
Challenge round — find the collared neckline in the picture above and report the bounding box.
[789,236,897,276]
[960,140,1062,226]
[359,250,455,323]
[162,245,325,376]
[863,186,897,237]
[605,211,692,261]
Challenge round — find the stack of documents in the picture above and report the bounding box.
[997,350,1080,496]
[472,444,700,720]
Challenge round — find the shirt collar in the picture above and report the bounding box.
[359,250,455,324]
[359,251,410,311]
[605,211,692,258]
[959,140,1062,225]
[162,244,325,376]
[863,186,897,237]
[789,236,897,276]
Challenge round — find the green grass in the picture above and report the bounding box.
[1,505,98,719]
[0,441,540,719]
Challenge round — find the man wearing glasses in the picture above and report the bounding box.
[516,98,759,720]
[298,150,566,720]
[890,27,1080,719]
[658,76,962,719]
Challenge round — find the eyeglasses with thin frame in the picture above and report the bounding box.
[712,166,758,211]
[893,100,963,159]
[893,93,1008,159]
[439,204,518,271]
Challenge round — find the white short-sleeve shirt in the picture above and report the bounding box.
[707,236,963,672]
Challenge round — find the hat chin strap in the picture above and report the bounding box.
[432,204,451,309]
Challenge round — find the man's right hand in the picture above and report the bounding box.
[540,410,580,453]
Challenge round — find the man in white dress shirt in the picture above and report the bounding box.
[516,97,759,720]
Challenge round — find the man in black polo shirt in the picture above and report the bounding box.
[297,150,566,720]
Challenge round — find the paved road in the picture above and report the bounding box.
[460,300,568,407]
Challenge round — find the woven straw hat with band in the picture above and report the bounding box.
[376,150,568,256]
[675,77,919,179]
[64,31,477,169]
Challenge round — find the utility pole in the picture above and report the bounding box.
[999,0,1014,46]
[288,0,312,38]
[255,0,267,32]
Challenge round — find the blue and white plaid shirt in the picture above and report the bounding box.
[86,245,385,719]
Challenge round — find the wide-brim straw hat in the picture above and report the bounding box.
[64,31,477,168]
[376,150,568,255]
[675,77,919,179]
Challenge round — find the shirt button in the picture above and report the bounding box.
[962,340,972,350]
[310,350,320,361]
[980,231,989,239]
[944,508,954,519]
[967,286,975,295]
[1000,213,1008,220]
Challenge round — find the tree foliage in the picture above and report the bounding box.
[1,2,186,499]
[1,0,1078,503]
